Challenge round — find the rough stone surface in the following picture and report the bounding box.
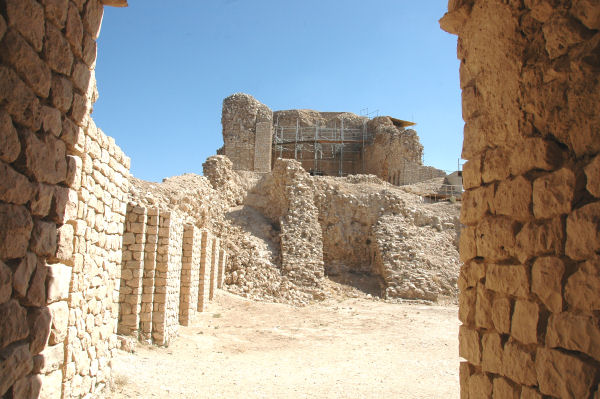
[536,347,596,398]
[0,203,33,259]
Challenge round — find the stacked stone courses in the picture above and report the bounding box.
[441,0,600,398]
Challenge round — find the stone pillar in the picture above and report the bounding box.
[209,237,220,300]
[440,1,600,397]
[117,204,147,336]
[217,249,227,289]
[139,207,159,342]
[179,224,201,326]
[152,212,183,346]
[197,230,212,312]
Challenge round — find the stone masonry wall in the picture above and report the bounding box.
[221,93,273,172]
[441,0,600,397]
[179,224,201,326]
[197,229,212,312]
[0,1,130,398]
[140,206,159,343]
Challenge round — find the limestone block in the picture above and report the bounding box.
[0,30,51,98]
[462,158,482,190]
[54,223,74,262]
[12,374,42,399]
[461,117,487,159]
[0,299,29,350]
[30,219,57,257]
[482,149,511,183]
[520,386,542,399]
[481,332,502,374]
[516,217,564,263]
[40,106,61,138]
[565,255,600,311]
[30,184,53,217]
[571,0,600,30]
[536,347,596,398]
[0,343,33,396]
[585,155,600,198]
[44,23,73,76]
[547,312,600,362]
[502,341,537,386]
[511,300,539,345]
[66,2,83,58]
[82,34,97,67]
[542,15,589,60]
[48,300,68,345]
[66,155,83,190]
[525,0,554,23]
[509,138,563,176]
[459,362,473,399]
[5,0,45,52]
[46,263,72,303]
[70,92,90,125]
[476,217,519,261]
[533,168,576,218]
[0,161,35,205]
[494,176,533,221]
[51,186,78,224]
[459,325,481,366]
[486,264,529,298]
[475,284,493,329]
[0,110,20,163]
[39,343,64,374]
[468,373,492,399]
[27,306,51,354]
[83,0,104,39]
[24,263,47,307]
[566,202,600,260]
[458,287,476,326]
[50,74,73,113]
[0,203,33,259]
[493,377,519,399]
[0,66,41,130]
[41,0,69,28]
[21,129,67,185]
[72,62,91,93]
[0,261,11,304]
[459,226,477,262]
[531,256,563,313]
[461,185,493,225]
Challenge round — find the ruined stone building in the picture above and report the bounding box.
[220,93,446,184]
[0,0,599,398]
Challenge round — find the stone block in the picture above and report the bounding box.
[459,226,477,262]
[475,284,493,329]
[459,361,473,399]
[46,263,72,303]
[24,263,47,307]
[462,157,482,190]
[476,217,519,261]
[30,219,57,257]
[459,325,481,366]
[468,373,492,399]
[83,0,104,39]
[66,155,83,190]
[50,74,73,113]
[0,161,35,205]
[536,347,596,398]
[30,184,54,217]
[21,129,67,185]
[12,253,36,298]
[493,377,519,399]
[502,341,537,386]
[520,386,542,399]
[543,15,588,60]
[66,2,83,57]
[0,110,20,163]
[39,343,64,374]
[0,299,29,351]
[0,203,33,259]
[565,255,600,311]
[547,312,600,362]
[0,30,51,98]
[571,0,600,30]
[0,14,5,42]
[5,0,45,52]
[70,92,89,124]
[44,23,74,77]
[41,0,69,28]
[461,185,493,225]
[0,261,11,304]
[533,168,576,218]
[54,223,74,263]
[27,306,51,354]
[566,202,600,260]
[511,300,539,345]
[531,256,563,313]
[0,343,33,396]
[0,66,41,130]
[72,62,91,92]
[585,155,600,198]
[516,217,564,263]
[491,295,512,334]
[482,148,511,183]
[48,301,68,345]
[509,138,563,176]
[51,186,78,224]
[486,264,529,297]
[82,34,97,67]
[458,287,476,326]
[12,374,42,399]
[494,176,532,221]
[41,106,62,138]
[481,332,502,374]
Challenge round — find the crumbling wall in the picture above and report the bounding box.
[0,1,130,397]
[441,0,600,397]
[221,93,273,173]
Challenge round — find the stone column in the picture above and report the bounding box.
[179,224,201,326]
[197,230,212,312]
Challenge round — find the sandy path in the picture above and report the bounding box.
[111,291,460,398]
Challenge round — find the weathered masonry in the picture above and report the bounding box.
[441,0,600,398]
[220,93,446,183]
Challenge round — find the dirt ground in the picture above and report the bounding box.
[110,291,460,399]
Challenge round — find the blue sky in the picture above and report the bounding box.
[93,1,462,182]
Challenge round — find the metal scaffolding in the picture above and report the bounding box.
[273,118,371,176]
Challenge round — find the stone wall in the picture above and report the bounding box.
[221,93,273,173]
[0,0,130,397]
[179,224,201,326]
[441,0,600,397]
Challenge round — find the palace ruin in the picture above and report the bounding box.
[0,0,599,398]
